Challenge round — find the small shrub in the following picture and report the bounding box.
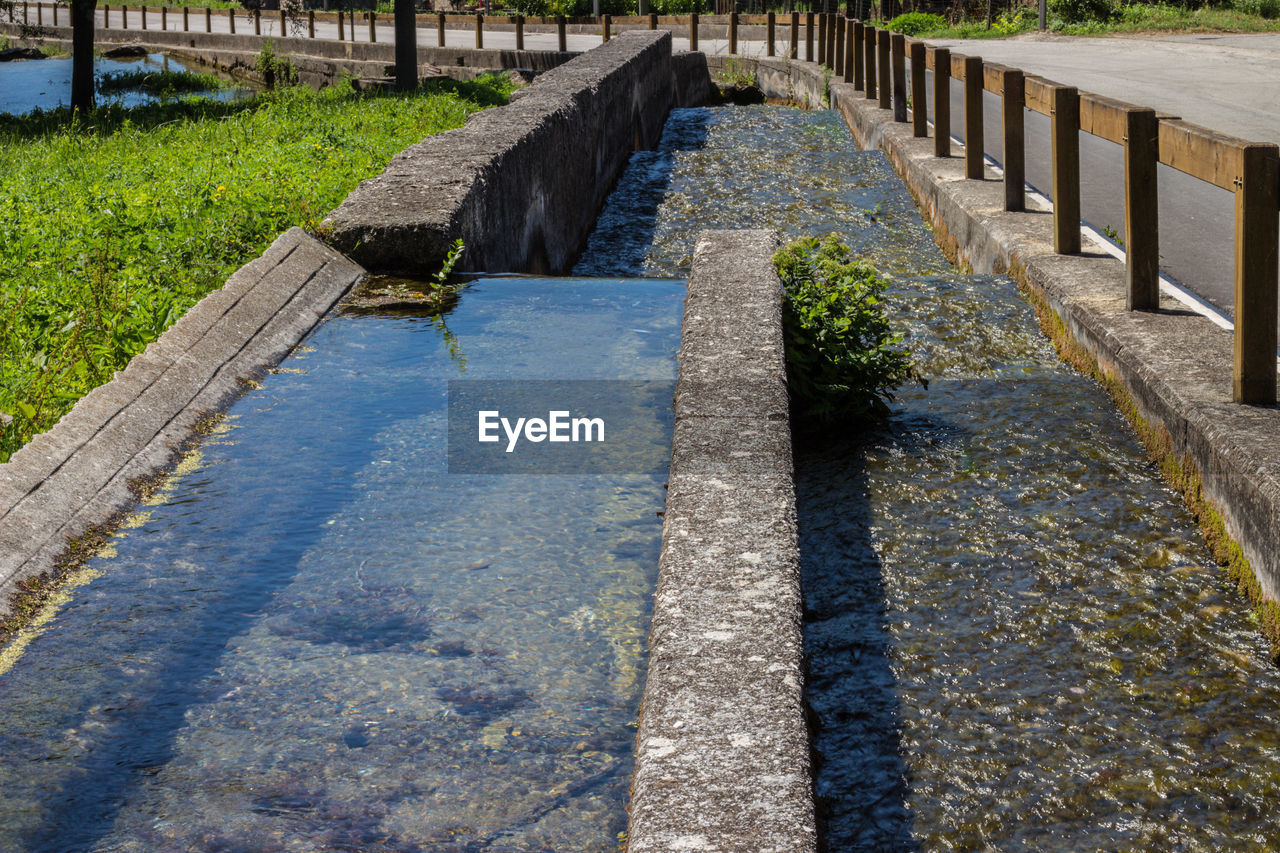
[1049,0,1116,23]
[255,41,298,89]
[774,235,916,427]
[885,10,947,34]
[1235,0,1280,18]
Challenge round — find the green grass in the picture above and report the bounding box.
[889,2,1280,38]
[0,75,515,461]
[97,68,229,97]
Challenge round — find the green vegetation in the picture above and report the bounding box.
[885,0,1280,38]
[773,235,916,428]
[884,10,948,35]
[96,68,229,98]
[0,75,515,462]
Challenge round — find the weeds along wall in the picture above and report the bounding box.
[324,30,707,276]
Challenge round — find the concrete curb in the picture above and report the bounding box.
[738,54,1280,616]
[0,229,364,614]
[628,230,817,853]
[321,30,690,277]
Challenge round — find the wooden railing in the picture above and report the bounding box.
[815,13,1278,406]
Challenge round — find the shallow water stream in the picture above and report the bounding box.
[0,279,681,851]
[582,106,1280,851]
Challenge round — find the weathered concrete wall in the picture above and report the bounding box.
[0,22,573,88]
[705,54,825,108]
[0,230,363,616]
[628,230,817,853]
[323,29,676,276]
[750,56,1280,624]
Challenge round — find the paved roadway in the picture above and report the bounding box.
[924,33,1280,323]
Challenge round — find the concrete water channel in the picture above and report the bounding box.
[4,28,1280,852]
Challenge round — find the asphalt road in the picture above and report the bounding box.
[927,33,1280,323]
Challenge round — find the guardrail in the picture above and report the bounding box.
[824,14,1277,405]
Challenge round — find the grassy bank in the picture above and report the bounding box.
[0,76,513,462]
[885,1,1280,39]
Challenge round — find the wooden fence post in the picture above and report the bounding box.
[877,29,890,110]
[864,24,876,101]
[789,11,798,60]
[853,20,863,89]
[805,11,813,62]
[835,15,845,76]
[369,11,376,42]
[557,15,566,52]
[602,13,610,42]
[1002,68,1025,210]
[253,7,260,35]
[516,15,524,50]
[336,7,343,40]
[690,12,698,52]
[817,12,826,66]
[307,9,315,37]
[729,11,737,54]
[767,12,775,57]
[649,11,657,29]
[205,6,211,33]
[1232,144,1280,404]
[827,12,837,67]
[279,6,286,35]
[183,6,189,31]
[437,11,445,46]
[140,4,146,29]
[1124,108,1159,310]
[844,16,854,83]
[932,47,950,155]
[891,32,906,122]
[910,41,927,136]
[964,55,984,179]
[1051,85,1081,253]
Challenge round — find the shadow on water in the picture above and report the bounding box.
[797,429,918,853]
[16,376,404,852]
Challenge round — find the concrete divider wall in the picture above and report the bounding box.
[323,29,691,276]
[628,230,818,853]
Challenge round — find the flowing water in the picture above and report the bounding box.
[0,278,682,851]
[580,106,1280,851]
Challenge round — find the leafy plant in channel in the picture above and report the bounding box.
[774,234,917,428]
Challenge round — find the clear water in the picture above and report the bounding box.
[0,278,682,851]
[0,53,249,116]
[581,106,1280,850]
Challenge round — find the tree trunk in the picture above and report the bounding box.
[71,0,96,111]
[393,0,417,91]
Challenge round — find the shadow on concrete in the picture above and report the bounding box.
[796,431,917,852]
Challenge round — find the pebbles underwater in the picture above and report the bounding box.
[0,279,682,850]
